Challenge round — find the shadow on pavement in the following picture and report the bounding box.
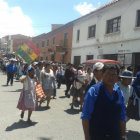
[127,130,140,140]
[9,89,22,92]
[36,106,50,111]
[38,137,52,140]
[64,108,81,115]
[5,120,38,131]
[14,80,20,82]
[69,102,80,107]
[1,85,8,87]
[59,96,67,99]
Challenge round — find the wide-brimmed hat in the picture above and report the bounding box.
[120,70,133,79]
[93,62,104,71]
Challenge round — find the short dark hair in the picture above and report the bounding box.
[67,63,71,66]
[45,62,51,68]
[87,67,91,72]
[102,63,120,75]
[38,62,43,66]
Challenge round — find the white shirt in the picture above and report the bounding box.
[86,72,93,85]
[117,82,131,105]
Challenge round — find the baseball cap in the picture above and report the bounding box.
[93,62,104,71]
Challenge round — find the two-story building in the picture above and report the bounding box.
[32,23,73,63]
[71,0,140,69]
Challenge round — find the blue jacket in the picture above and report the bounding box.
[81,82,126,140]
[6,64,16,73]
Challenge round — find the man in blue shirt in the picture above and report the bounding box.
[6,60,16,86]
[81,64,126,140]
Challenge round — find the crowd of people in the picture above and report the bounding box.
[1,57,140,140]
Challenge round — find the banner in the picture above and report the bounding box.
[16,41,40,64]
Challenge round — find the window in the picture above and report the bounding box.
[77,30,80,41]
[86,55,93,60]
[136,10,140,27]
[36,43,39,48]
[52,37,55,45]
[103,54,117,60]
[88,25,96,38]
[64,33,68,46]
[40,57,43,61]
[106,16,121,34]
[74,56,81,67]
[47,40,49,46]
[42,41,45,47]
[64,33,68,40]
[51,54,55,61]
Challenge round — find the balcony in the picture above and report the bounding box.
[56,45,66,52]
[55,39,68,52]
[48,48,53,52]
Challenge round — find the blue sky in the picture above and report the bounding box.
[0,0,111,37]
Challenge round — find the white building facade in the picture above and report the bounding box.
[71,0,140,70]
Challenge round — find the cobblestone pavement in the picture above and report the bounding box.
[0,72,140,140]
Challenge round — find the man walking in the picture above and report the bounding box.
[118,70,133,105]
[6,60,16,86]
[81,64,126,140]
[64,63,74,96]
[56,63,63,89]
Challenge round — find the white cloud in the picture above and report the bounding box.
[97,1,101,6]
[0,0,34,37]
[74,2,96,16]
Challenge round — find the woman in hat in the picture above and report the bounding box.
[17,65,38,123]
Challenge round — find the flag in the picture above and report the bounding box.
[16,41,40,64]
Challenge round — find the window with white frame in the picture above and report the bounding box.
[88,25,96,38]
[136,10,140,27]
[106,16,121,34]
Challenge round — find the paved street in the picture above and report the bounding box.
[0,72,140,140]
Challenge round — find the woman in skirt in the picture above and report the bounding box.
[41,63,55,108]
[71,66,86,110]
[17,65,38,123]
